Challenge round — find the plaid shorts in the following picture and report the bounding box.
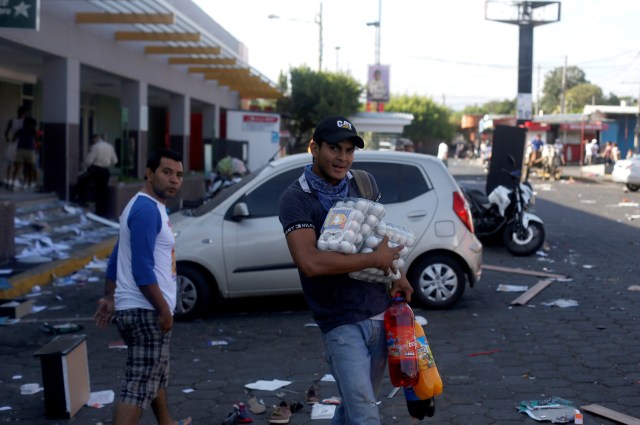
[115,308,172,409]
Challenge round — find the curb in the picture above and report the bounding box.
[1,236,117,298]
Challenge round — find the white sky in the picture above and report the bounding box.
[193,0,640,111]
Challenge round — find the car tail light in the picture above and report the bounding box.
[453,191,474,233]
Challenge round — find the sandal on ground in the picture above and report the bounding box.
[268,401,291,424]
[247,396,266,414]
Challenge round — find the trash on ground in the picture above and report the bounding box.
[20,383,43,395]
[482,264,567,279]
[626,214,640,221]
[579,199,596,204]
[511,280,553,306]
[12,375,22,380]
[41,322,84,334]
[321,397,341,405]
[542,299,579,308]
[628,285,640,291]
[108,340,127,349]
[0,317,20,326]
[208,340,228,346]
[311,403,336,420]
[182,388,195,393]
[497,284,529,292]
[32,305,46,314]
[387,387,400,398]
[304,323,318,327]
[415,315,428,326]
[244,379,292,391]
[85,256,108,271]
[582,264,594,269]
[0,269,12,275]
[536,250,549,257]
[517,397,579,423]
[86,390,115,408]
[320,374,335,382]
[0,406,11,411]
[580,403,640,424]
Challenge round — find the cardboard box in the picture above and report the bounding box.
[34,335,90,419]
[0,298,33,319]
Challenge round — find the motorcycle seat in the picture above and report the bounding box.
[463,187,492,209]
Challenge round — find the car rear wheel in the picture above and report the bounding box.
[626,183,640,192]
[409,255,466,309]
[175,265,215,320]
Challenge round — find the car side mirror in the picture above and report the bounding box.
[232,202,250,220]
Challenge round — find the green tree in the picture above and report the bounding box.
[565,83,604,112]
[275,66,362,152]
[386,95,455,153]
[540,66,588,114]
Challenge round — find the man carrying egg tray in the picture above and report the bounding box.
[278,115,414,425]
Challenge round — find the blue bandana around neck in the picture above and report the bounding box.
[304,164,349,211]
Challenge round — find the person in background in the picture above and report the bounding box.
[528,133,544,167]
[11,108,38,191]
[437,140,449,166]
[93,149,191,425]
[279,115,413,424]
[76,133,118,217]
[611,142,620,162]
[584,139,595,165]
[3,106,26,189]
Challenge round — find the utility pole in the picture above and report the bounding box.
[486,1,561,125]
[316,2,323,71]
[560,55,567,114]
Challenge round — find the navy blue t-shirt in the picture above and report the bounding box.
[278,171,390,333]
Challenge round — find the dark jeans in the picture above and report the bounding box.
[75,165,110,217]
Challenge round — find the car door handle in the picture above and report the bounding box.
[201,239,214,244]
[407,210,427,218]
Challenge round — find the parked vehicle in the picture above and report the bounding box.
[170,151,482,319]
[612,155,640,191]
[461,157,545,256]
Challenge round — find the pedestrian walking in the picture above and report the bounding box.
[278,115,413,425]
[93,148,191,425]
[75,133,118,217]
[3,105,26,189]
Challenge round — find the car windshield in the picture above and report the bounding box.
[185,163,270,217]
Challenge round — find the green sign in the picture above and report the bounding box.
[0,0,39,30]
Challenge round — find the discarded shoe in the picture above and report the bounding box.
[222,405,239,424]
[237,402,253,423]
[247,396,266,414]
[268,401,291,424]
[306,385,320,404]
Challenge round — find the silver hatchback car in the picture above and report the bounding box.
[171,151,482,319]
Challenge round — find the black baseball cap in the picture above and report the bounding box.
[312,115,365,149]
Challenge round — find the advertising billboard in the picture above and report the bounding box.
[367,64,390,102]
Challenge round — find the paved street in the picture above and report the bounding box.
[1,159,639,425]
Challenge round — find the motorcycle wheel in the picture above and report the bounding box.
[503,221,545,256]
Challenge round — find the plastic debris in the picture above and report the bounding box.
[86,390,115,408]
[20,383,42,395]
[497,284,529,292]
[542,299,579,308]
[517,397,579,423]
[244,379,292,391]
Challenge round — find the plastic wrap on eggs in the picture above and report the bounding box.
[317,197,385,255]
[348,221,416,283]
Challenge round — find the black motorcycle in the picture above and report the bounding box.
[461,158,545,256]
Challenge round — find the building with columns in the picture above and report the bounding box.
[0,0,281,200]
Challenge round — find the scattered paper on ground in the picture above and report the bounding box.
[628,285,640,291]
[86,390,115,408]
[497,284,529,292]
[244,379,292,391]
[542,299,579,308]
[208,340,228,346]
[311,403,336,420]
[518,397,579,423]
[321,374,336,382]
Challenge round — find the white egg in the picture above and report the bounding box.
[355,198,369,212]
[400,247,409,256]
[342,229,356,242]
[398,234,407,245]
[405,237,415,247]
[334,200,345,208]
[365,235,380,248]
[345,200,355,208]
[328,240,339,251]
[360,223,371,236]
[395,258,405,268]
[361,247,374,254]
[374,221,387,235]
[351,244,358,254]
[355,233,364,244]
[339,240,353,253]
[366,214,379,227]
[317,239,328,251]
[390,232,401,243]
[372,203,385,217]
[349,219,361,232]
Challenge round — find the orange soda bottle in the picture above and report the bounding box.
[384,293,419,388]
[412,321,443,399]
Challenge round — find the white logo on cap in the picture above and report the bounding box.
[337,120,353,130]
